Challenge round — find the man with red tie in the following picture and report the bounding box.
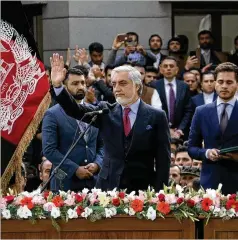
[50,54,170,192]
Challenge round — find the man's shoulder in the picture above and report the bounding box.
[46,104,61,114]
[192,93,203,101]
[196,101,216,114]
[142,101,165,116]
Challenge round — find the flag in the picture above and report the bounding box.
[1,2,51,193]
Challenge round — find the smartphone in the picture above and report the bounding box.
[189,51,197,57]
[117,34,128,42]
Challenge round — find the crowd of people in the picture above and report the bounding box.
[13,30,238,195]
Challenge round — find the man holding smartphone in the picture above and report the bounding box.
[106,32,156,67]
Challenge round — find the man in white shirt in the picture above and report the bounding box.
[191,71,217,112]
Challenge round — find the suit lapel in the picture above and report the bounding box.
[175,80,183,108]
[213,92,218,102]
[59,106,78,130]
[110,103,124,153]
[223,100,238,136]
[208,101,221,135]
[200,93,205,105]
[158,80,168,115]
[126,101,150,157]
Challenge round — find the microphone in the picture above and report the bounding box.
[84,108,109,116]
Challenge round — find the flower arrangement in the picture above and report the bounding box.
[1,184,238,230]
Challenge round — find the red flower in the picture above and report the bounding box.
[186,199,195,207]
[4,195,14,203]
[118,192,125,199]
[112,198,120,207]
[76,206,84,216]
[201,198,213,212]
[52,195,64,207]
[229,194,237,201]
[20,197,34,210]
[158,193,165,202]
[177,197,184,204]
[43,191,50,200]
[75,194,83,203]
[130,199,144,213]
[226,199,238,212]
[157,202,171,215]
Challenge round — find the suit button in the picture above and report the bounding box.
[84,159,88,163]
[86,145,88,148]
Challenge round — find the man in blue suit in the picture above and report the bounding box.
[50,54,170,193]
[188,62,238,194]
[42,68,104,192]
[151,56,193,140]
[191,71,217,113]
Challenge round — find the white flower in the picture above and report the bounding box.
[219,207,227,218]
[146,206,156,221]
[51,207,60,219]
[82,188,89,194]
[43,202,56,212]
[209,205,215,211]
[81,207,93,219]
[129,208,135,216]
[127,191,136,201]
[2,209,11,219]
[59,190,67,198]
[124,208,129,214]
[107,188,118,198]
[105,208,112,218]
[67,208,78,219]
[165,194,177,204]
[175,184,183,193]
[98,192,110,207]
[91,188,102,195]
[157,190,165,196]
[227,208,236,218]
[204,189,217,200]
[213,207,221,217]
[110,207,117,216]
[17,205,32,219]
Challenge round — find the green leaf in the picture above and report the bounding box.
[51,218,60,232]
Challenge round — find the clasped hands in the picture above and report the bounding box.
[75,163,99,180]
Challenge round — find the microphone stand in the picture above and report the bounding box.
[40,115,98,193]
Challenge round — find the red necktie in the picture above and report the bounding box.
[123,108,131,136]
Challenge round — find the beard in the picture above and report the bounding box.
[72,92,85,101]
[151,46,161,52]
[116,90,137,107]
[200,42,212,50]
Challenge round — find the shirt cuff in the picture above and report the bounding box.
[205,149,210,159]
[54,86,64,96]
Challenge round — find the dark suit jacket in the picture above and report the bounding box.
[191,92,217,113]
[52,88,171,192]
[42,104,104,191]
[188,100,238,194]
[151,79,192,138]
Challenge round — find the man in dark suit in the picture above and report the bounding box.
[192,30,227,70]
[151,56,193,140]
[188,62,238,194]
[50,54,170,192]
[42,68,104,192]
[191,71,217,113]
[148,34,167,69]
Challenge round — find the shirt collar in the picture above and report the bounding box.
[217,96,237,107]
[201,49,211,55]
[164,77,176,86]
[203,92,214,98]
[121,98,141,115]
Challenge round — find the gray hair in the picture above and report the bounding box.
[111,65,143,95]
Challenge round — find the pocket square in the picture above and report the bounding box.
[146,125,153,130]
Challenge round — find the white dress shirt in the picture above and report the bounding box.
[121,98,140,128]
[201,49,211,65]
[151,89,162,110]
[164,78,177,116]
[153,52,161,69]
[203,92,214,105]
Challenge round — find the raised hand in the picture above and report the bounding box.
[50,53,67,87]
[185,56,198,70]
[73,45,89,65]
[112,34,125,50]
